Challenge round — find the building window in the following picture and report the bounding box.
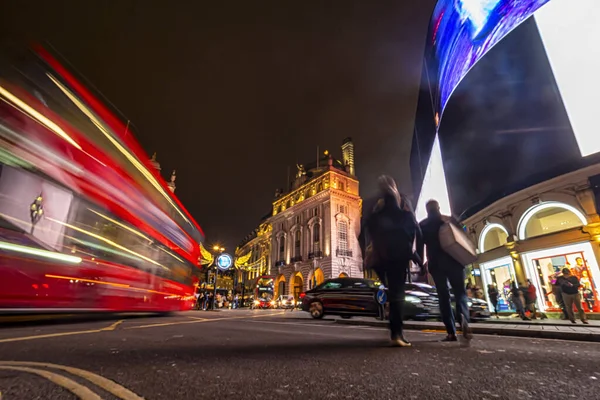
[294,230,301,259]
[313,223,320,245]
[518,202,587,240]
[339,182,344,191]
[479,224,509,253]
[337,220,351,257]
[279,237,285,261]
[296,216,300,224]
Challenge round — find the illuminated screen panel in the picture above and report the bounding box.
[414,135,451,222]
[428,0,549,121]
[534,0,600,157]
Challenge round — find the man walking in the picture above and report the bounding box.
[558,268,589,324]
[417,200,472,342]
[359,175,422,347]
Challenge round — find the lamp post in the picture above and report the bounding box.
[212,245,225,310]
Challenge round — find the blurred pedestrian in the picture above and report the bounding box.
[487,284,499,318]
[550,275,569,320]
[359,175,423,347]
[525,279,538,319]
[417,200,472,342]
[510,282,530,320]
[557,268,589,324]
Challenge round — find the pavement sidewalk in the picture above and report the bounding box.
[335,317,600,342]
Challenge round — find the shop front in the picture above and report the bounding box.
[480,256,517,312]
[522,242,600,313]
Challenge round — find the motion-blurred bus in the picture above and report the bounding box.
[0,45,204,313]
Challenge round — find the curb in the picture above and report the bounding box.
[335,319,600,343]
[478,319,600,328]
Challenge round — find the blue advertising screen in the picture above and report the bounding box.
[428,0,549,123]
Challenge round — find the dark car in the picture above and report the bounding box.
[411,283,491,321]
[301,278,440,320]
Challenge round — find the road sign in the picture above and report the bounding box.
[376,289,387,305]
[216,253,233,271]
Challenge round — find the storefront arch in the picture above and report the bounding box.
[479,223,509,253]
[292,272,304,298]
[517,202,587,240]
[309,268,325,289]
[275,274,286,298]
[339,272,349,278]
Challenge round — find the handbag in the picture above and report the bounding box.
[439,220,477,266]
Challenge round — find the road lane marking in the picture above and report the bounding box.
[0,312,286,343]
[101,320,124,331]
[186,316,207,320]
[0,361,144,400]
[0,319,125,344]
[0,329,103,344]
[126,311,285,329]
[0,365,101,400]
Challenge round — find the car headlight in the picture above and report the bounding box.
[405,295,422,304]
[270,301,275,305]
[254,300,260,305]
[467,301,473,307]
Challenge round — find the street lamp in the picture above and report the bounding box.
[211,245,225,310]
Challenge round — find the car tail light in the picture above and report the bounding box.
[299,292,306,299]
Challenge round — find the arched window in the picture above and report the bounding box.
[294,230,301,258]
[278,236,285,261]
[313,223,320,246]
[337,220,349,257]
[479,223,509,253]
[518,202,587,240]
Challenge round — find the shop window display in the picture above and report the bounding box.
[483,263,515,312]
[530,251,598,312]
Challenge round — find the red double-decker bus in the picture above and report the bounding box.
[0,45,204,313]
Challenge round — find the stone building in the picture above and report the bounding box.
[235,138,363,299]
[462,164,600,314]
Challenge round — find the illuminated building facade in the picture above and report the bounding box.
[236,138,363,298]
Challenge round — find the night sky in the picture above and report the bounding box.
[2,0,435,251]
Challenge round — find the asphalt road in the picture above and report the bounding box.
[0,310,599,400]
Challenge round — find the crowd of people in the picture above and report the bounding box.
[195,291,240,310]
[484,272,589,324]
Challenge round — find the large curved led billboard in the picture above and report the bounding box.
[413,0,600,221]
[428,0,549,123]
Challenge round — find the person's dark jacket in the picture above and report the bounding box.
[359,194,422,268]
[417,212,463,272]
[558,275,580,295]
[488,287,499,304]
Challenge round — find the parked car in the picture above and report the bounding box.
[410,283,491,321]
[301,278,440,320]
